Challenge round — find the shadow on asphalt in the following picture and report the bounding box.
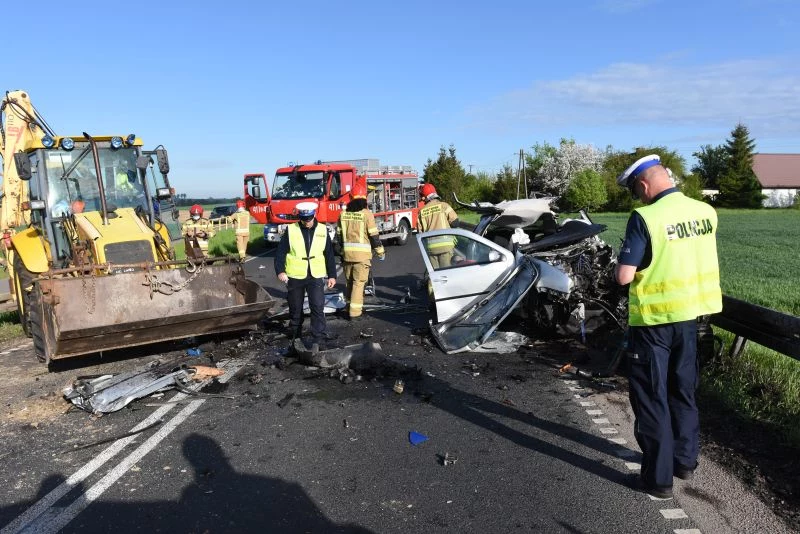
[0,434,373,534]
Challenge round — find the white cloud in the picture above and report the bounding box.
[465,58,800,138]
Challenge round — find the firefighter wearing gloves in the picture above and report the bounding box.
[615,154,722,500]
[182,204,215,257]
[275,202,337,351]
[233,199,250,260]
[336,182,385,321]
[416,183,459,268]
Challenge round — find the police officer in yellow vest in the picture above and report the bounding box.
[336,182,385,321]
[615,154,722,500]
[416,183,459,268]
[275,202,337,350]
[233,199,250,260]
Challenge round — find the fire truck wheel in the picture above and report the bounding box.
[393,219,411,246]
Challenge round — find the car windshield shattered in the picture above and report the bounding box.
[416,197,627,354]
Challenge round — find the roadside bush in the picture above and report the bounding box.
[564,169,607,211]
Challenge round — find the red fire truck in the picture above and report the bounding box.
[244,159,420,246]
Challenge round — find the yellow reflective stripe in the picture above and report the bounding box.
[426,242,453,251]
[343,242,371,250]
[630,290,722,320]
[633,270,720,296]
[349,302,363,309]
[367,227,379,235]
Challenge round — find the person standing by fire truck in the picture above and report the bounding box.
[233,199,250,260]
[336,183,385,321]
[417,183,459,268]
[275,202,337,351]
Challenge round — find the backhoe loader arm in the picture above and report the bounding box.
[1,90,52,235]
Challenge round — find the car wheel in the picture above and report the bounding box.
[393,220,411,246]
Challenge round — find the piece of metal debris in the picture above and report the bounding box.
[393,380,404,394]
[277,393,295,408]
[62,361,225,414]
[439,452,458,466]
[294,342,384,370]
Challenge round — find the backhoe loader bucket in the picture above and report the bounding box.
[33,261,273,362]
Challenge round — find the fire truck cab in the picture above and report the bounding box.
[244,159,420,246]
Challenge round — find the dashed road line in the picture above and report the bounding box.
[674,529,702,534]
[624,462,641,471]
[660,509,689,520]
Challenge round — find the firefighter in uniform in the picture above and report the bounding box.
[233,199,250,260]
[182,204,215,257]
[336,182,385,321]
[416,183,459,268]
[275,202,337,351]
[615,154,722,500]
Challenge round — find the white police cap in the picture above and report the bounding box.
[296,201,318,218]
[617,154,661,189]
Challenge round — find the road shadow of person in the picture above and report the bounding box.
[0,474,75,531]
[57,434,374,534]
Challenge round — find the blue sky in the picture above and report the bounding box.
[5,0,799,197]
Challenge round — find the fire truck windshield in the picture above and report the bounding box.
[271,171,325,200]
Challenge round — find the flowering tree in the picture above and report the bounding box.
[533,140,603,198]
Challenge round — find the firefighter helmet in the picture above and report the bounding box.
[351,182,367,199]
[189,204,203,217]
[420,183,437,199]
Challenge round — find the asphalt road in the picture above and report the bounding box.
[0,237,792,533]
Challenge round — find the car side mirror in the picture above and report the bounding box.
[14,153,32,180]
[252,185,262,199]
[488,250,502,262]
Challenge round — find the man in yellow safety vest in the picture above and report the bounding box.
[233,199,250,260]
[275,202,337,351]
[416,183,459,268]
[615,154,722,500]
[336,182,385,321]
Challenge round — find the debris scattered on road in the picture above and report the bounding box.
[271,292,348,317]
[294,342,385,370]
[186,348,202,357]
[65,419,164,452]
[438,452,458,466]
[409,431,428,446]
[62,360,225,414]
[393,380,404,394]
[277,393,295,408]
[471,331,533,353]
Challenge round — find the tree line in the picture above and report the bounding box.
[422,123,773,212]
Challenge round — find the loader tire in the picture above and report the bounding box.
[27,286,46,362]
[12,255,34,337]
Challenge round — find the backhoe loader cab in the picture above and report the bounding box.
[2,90,272,365]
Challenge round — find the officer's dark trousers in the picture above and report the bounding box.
[287,277,326,343]
[627,320,698,490]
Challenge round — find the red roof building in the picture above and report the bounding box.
[752,154,800,207]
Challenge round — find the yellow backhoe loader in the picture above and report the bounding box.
[1,90,273,364]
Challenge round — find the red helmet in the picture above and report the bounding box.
[352,182,367,199]
[420,183,437,199]
[189,204,203,217]
[236,199,246,209]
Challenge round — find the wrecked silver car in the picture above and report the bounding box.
[416,197,627,353]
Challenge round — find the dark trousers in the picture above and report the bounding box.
[627,320,699,489]
[287,277,326,343]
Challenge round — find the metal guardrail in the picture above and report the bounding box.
[710,295,800,361]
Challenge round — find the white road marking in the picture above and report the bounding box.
[624,462,641,471]
[592,418,610,424]
[586,409,604,415]
[579,401,596,407]
[674,529,702,534]
[660,509,689,520]
[568,386,585,391]
[562,380,578,385]
[2,358,244,534]
[608,437,627,444]
[599,427,618,435]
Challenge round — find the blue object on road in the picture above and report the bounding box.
[409,431,428,446]
[186,348,202,357]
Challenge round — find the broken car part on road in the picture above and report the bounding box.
[63,360,226,414]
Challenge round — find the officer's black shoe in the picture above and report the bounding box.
[629,475,673,500]
[674,464,696,481]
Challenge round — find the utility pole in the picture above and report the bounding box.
[468,164,474,175]
[516,149,525,199]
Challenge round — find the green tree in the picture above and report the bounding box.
[422,145,468,204]
[491,165,520,203]
[600,146,687,211]
[679,173,705,201]
[525,141,558,196]
[691,144,727,190]
[716,123,764,208]
[564,168,607,211]
[459,171,494,204]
